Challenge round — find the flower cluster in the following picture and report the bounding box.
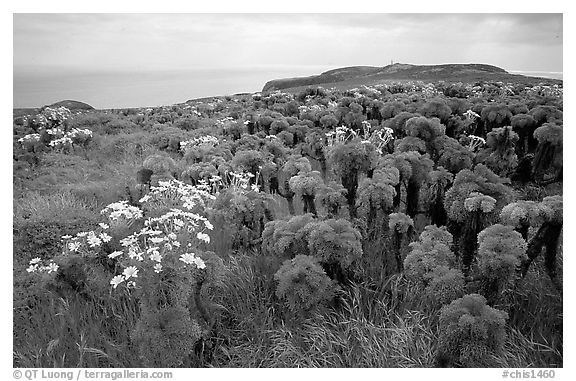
[525,84,563,98]
[180,135,220,153]
[298,104,323,116]
[422,83,440,97]
[61,226,113,255]
[365,127,394,154]
[139,179,216,211]
[463,110,480,121]
[48,136,73,150]
[215,116,235,127]
[100,201,144,228]
[467,135,486,151]
[18,133,41,145]
[67,128,93,139]
[26,257,59,274]
[326,126,357,146]
[109,207,212,288]
[219,171,258,193]
[46,127,65,137]
[43,106,72,124]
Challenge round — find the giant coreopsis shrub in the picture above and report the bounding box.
[143,154,178,185]
[477,126,519,178]
[480,104,512,132]
[476,224,527,303]
[418,98,452,124]
[380,151,434,217]
[261,214,316,259]
[274,255,337,314]
[402,116,446,159]
[521,195,563,290]
[327,140,379,218]
[444,164,512,238]
[277,155,313,215]
[301,130,328,180]
[511,113,537,156]
[499,200,542,241]
[317,181,348,218]
[210,172,275,250]
[436,294,508,367]
[356,167,398,239]
[388,213,414,273]
[532,123,562,183]
[528,105,563,127]
[289,170,323,216]
[306,218,363,282]
[426,167,453,227]
[404,226,464,307]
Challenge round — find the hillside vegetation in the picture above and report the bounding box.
[13,76,562,368]
[263,63,561,92]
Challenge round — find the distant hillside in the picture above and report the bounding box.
[13,100,94,118]
[48,100,94,111]
[262,63,562,92]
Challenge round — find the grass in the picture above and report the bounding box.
[12,111,563,368]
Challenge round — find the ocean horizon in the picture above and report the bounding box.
[13,67,563,110]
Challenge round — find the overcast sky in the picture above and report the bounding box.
[14,13,563,75]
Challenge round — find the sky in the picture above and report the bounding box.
[12,12,564,108]
[14,13,562,73]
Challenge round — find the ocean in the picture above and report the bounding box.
[13,67,563,110]
[13,66,332,110]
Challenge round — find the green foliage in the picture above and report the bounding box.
[477,224,527,285]
[404,226,463,307]
[464,192,497,213]
[532,123,562,181]
[327,141,378,179]
[288,170,323,197]
[539,195,562,224]
[425,168,453,226]
[379,101,406,120]
[418,98,452,123]
[181,163,218,185]
[437,294,508,367]
[511,114,536,131]
[320,113,339,128]
[356,173,396,216]
[316,182,347,217]
[282,155,312,175]
[444,164,512,223]
[436,137,475,174]
[384,111,419,137]
[533,123,562,145]
[507,102,529,115]
[406,116,446,143]
[404,225,456,280]
[396,136,427,153]
[131,305,202,367]
[261,214,316,259]
[231,150,265,176]
[481,104,513,129]
[478,126,519,177]
[529,105,563,126]
[142,154,177,176]
[500,200,542,229]
[274,255,336,313]
[388,212,413,234]
[211,188,275,250]
[423,266,465,306]
[307,219,363,270]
